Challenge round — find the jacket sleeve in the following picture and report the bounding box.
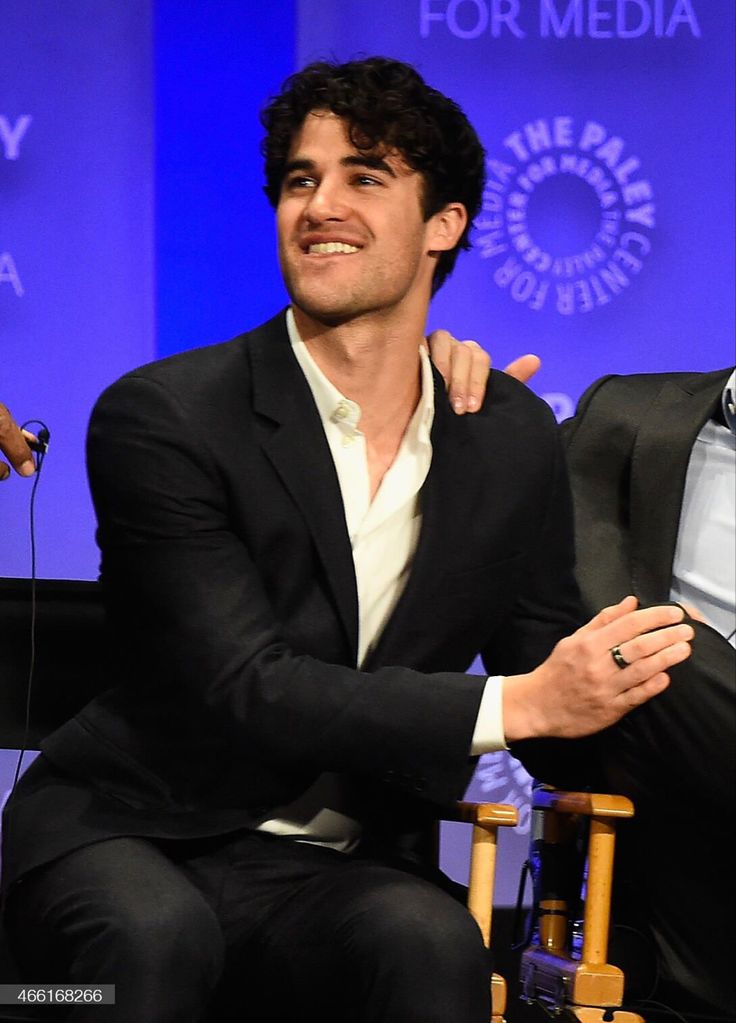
[472,396,605,789]
[86,372,485,806]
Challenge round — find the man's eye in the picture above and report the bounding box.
[355,175,380,186]
[286,176,316,190]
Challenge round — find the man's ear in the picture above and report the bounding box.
[427,203,468,253]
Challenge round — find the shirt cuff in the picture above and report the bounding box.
[470,675,509,755]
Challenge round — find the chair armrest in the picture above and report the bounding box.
[453,801,520,829]
[532,787,634,819]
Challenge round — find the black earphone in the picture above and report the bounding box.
[8,420,51,798]
[22,421,50,456]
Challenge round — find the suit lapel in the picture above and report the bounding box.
[363,370,473,666]
[249,312,359,659]
[630,372,728,602]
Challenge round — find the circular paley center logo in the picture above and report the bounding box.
[474,751,533,833]
[476,116,656,315]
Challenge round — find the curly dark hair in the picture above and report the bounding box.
[260,57,485,293]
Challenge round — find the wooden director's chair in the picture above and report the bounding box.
[0,579,524,1021]
[452,801,519,1022]
[519,785,644,1023]
[1,579,638,1023]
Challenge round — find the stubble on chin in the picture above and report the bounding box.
[281,261,366,327]
[288,290,365,329]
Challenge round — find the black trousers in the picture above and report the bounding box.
[5,830,491,1023]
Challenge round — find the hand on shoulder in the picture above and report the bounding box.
[426,329,540,414]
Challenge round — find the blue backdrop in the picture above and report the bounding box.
[2,2,155,580]
[298,0,734,415]
[1,0,734,902]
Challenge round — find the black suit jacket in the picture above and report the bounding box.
[2,311,581,888]
[562,369,736,1017]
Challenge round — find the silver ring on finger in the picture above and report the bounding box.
[610,644,630,670]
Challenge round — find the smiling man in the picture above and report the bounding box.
[274,107,469,505]
[1,59,693,1023]
[276,113,460,328]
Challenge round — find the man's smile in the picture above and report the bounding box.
[306,241,360,255]
[299,233,365,256]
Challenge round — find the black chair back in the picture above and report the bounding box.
[0,578,107,1016]
[0,578,106,750]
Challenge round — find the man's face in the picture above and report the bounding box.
[276,111,450,328]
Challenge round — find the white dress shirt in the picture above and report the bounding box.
[256,309,506,851]
[670,371,736,646]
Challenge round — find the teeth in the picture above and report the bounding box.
[308,242,359,254]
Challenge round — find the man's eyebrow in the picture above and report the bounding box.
[341,155,396,177]
[282,155,397,178]
[283,158,316,175]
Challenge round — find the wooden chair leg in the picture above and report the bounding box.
[454,801,518,1022]
[519,788,640,1019]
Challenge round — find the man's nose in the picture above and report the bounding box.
[304,179,349,222]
